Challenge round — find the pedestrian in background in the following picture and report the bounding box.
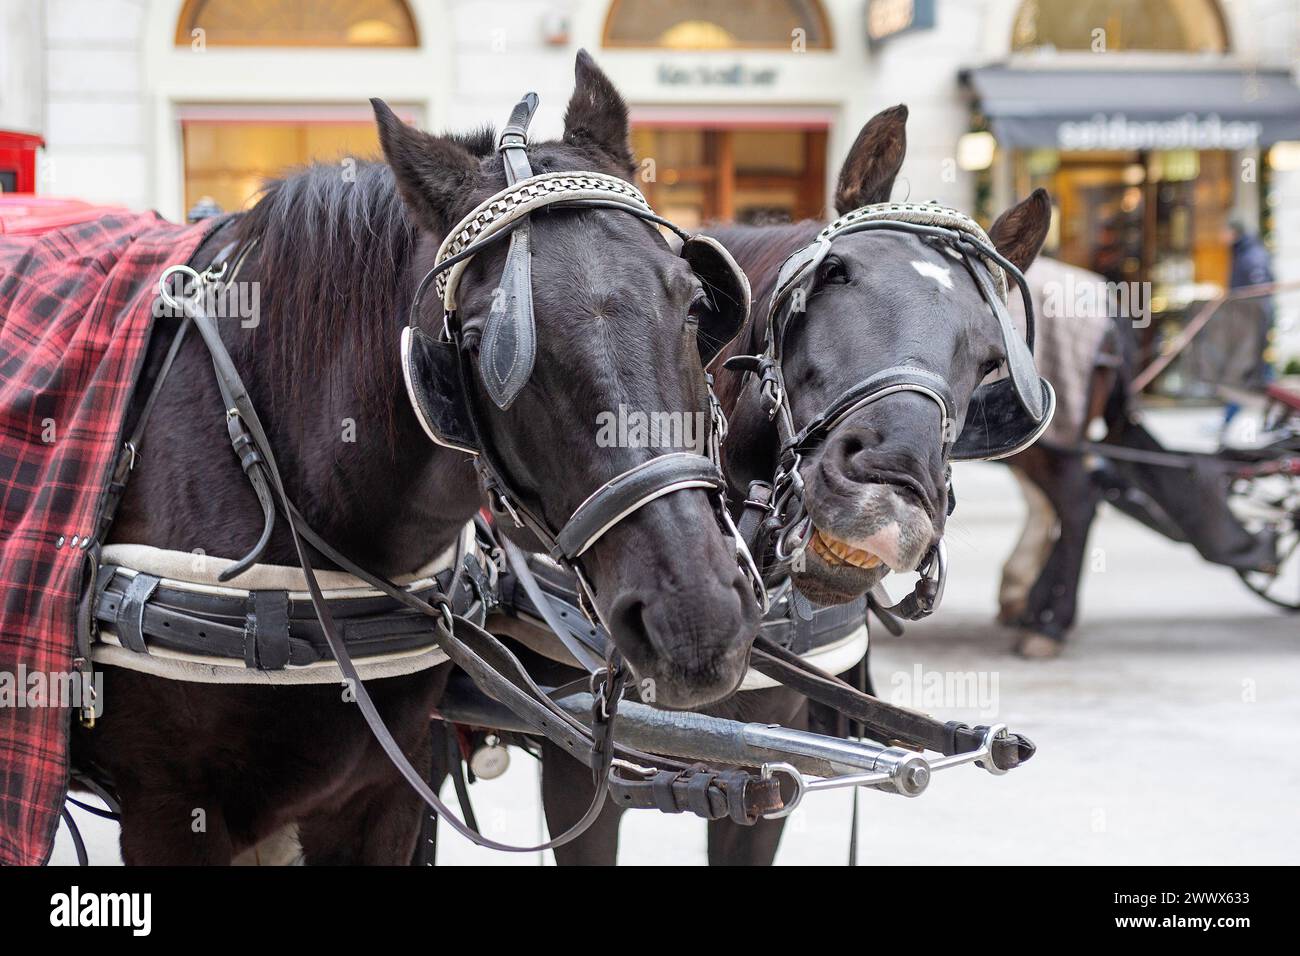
[1205,220,1276,435]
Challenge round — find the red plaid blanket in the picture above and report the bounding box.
[0,212,210,865]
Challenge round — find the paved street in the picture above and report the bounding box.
[51,409,1299,866]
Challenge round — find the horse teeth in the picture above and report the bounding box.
[809,529,881,569]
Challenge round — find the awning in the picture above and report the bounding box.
[961,65,1300,150]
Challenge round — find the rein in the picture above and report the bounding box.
[68,101,1043,861]
[73,95,777,855]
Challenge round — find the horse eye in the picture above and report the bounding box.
[820,257,848,284]
[979,358,1003,379]
[686,290,708,326]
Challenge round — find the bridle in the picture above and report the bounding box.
[113,92,779,856]
[399,92,765,623]
[727,202,1057,620]
[75,104,1037,863]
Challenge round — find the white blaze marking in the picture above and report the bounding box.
[910,259,954,289]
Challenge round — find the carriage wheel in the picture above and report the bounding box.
[1229,469,1300,611]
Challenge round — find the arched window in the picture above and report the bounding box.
[603,0,831,50]
[175,0,419,48]
[1011,0,1229,53]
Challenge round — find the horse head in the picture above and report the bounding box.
[720,106,1053,607]
[375,52,760,707]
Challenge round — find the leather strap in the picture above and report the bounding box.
[609,767,783,825]
[735,480,774,558]
[788,365,956,454]
[94,566,473,666]
[553,452,725,560]
[246,589,291,670]
[497,93,538,186]
[482,95,538,409]
[115,572,159,655]
[749,635,1035,770]
[499,536,607,672]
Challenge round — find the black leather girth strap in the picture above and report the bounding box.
[116,573,159,654]
[245,589,291,669]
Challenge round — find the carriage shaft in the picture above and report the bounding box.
[438,675,921,785]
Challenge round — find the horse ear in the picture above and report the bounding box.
[562,49,634,173]
[372,98,478,234]
[988,188,1052,273]
[834,104,907,214]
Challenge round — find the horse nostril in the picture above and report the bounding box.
[831,427,883,479]
[609,596,649,645]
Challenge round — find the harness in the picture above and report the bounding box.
[726,202,1057,620]
[68,94,779,858]
[65,96,1041,862]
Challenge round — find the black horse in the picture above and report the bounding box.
[513,105,1054,864]
[69,53,760,864]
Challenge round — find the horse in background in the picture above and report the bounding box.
[996,256,1276,657]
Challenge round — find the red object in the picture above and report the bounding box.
[1265,382,1300,413]
[0,195,133,236]
[0,212,213,864]
[0,131,44,194]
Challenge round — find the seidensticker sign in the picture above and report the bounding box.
[1058,113,1263,150]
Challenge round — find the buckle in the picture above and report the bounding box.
[489,488,525,530]
[758,762,805,819]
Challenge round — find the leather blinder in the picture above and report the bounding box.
[680,236,750,367]
[401,325,480,455]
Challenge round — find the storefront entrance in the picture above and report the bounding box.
[1015,148,1233,305]
[181,117,382,214]
[630,125,827,228]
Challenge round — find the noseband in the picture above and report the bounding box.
[400,93,763,616]
[728,202,1056,619]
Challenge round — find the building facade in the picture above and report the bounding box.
[2,0,1298,358]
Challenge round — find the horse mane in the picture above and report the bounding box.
[231,129,497,440]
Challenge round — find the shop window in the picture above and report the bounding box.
[604,0,831,50]
[176,0,418,47]
[182,119,382,213]
[630,126,827,228]
[1018,149,1233,293]
[1016,147,1238,388]
[1011,0,1229,53]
